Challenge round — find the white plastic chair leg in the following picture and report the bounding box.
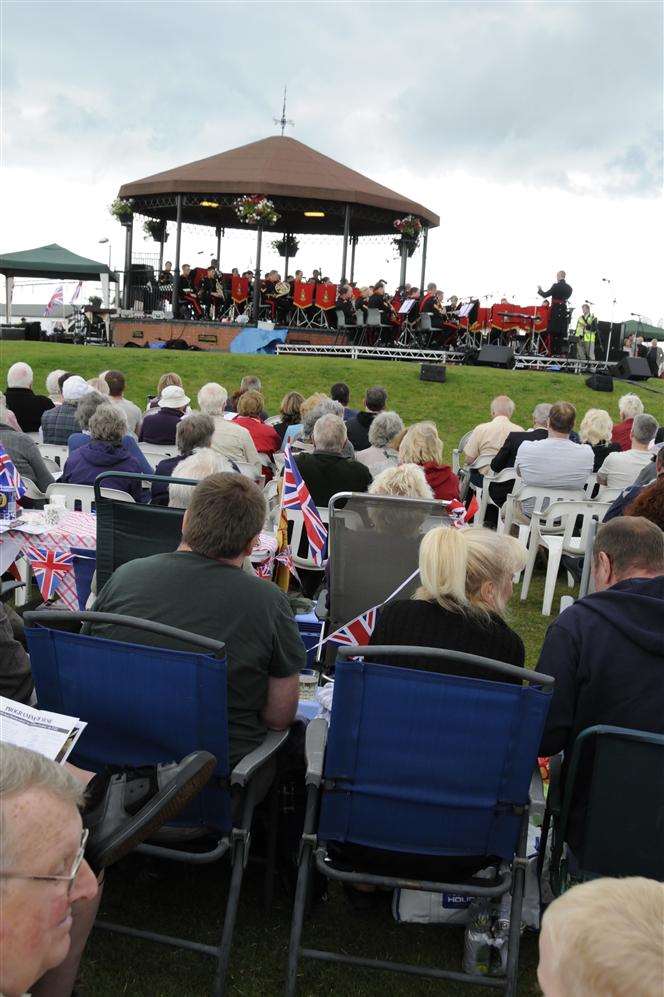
[542,541,564,616]
[513,524,530,583]
[566,571,575,588]
[520,533,539,600]
[14,556,31,607]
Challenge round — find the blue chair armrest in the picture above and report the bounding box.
[231,730,290,787]
[305,717,328,787]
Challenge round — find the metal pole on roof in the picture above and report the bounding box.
[340,203,351,282]
[251,223,263,325]
[419,226,429,295]
[122,216,133,309]
[349,235,357,284]
[172,195,183,319]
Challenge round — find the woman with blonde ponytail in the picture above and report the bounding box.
[368,526,527,675]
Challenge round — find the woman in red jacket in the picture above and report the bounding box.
[398,421,460,501]
[233,390,280,457]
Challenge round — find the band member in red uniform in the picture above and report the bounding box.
[538,270,572,355]
[178,264,203,318]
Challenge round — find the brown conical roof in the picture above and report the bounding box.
[119,136,438,235]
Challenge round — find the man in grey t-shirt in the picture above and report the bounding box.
[514,401,593,515]
[85,473,305,765]
[105,369,143,436]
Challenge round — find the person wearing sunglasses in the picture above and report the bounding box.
[0,742,215,997]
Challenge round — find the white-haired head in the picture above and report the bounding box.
[7,362,33,389]
[618,394,644,421]
[197,382,228,416]
[313,413,347,454]
[168,449,231,508]
[45,369,66,402]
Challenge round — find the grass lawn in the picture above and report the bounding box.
[1,342,652,995]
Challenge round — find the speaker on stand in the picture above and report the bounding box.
[474,345,515,369]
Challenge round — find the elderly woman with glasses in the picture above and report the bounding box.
[60,404,146,502]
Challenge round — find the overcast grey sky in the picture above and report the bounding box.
[2,0,663,321]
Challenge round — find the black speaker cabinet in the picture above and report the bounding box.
[475,345,515,369]
[586,373,614,392]
[0,324,25,341]
[419,363,446,383]
[614,356,651,381]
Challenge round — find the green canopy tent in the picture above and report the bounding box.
[0,243,116,330]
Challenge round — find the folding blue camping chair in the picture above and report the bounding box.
[24,610,288,997]
[286,646,554,996]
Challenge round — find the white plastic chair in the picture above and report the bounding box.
[38,443,69,470]
[138,443,178,469]
[474,468,517,527]
[234,461,263,483]
[520,499,612,615]
[451,431,473,477]
[45,483,135,514]
[22,477,46,501]
[285,506,329,572]
[500,484,588,581]
[596,484,622,504]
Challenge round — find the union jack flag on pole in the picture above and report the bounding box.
[70,281,82,303]
[0,445,27,499]
[44,286,64,315]
[24,546,74,601]
[281,446,328,566]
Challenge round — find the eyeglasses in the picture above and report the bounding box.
[0,828,89,895]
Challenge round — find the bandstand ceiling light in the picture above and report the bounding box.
[304,210,325,217]
[200,200,220,208]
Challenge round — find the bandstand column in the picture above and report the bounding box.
[340,203,351,282]
[419,225,429,295]
[216,225,222,266]
[122,217,133,308]
[158,225,165,276]
[399,238,408,290]
[172,194,183,319]
[251,223,263,324]
[349,235,357,283]
[283,231,291,279]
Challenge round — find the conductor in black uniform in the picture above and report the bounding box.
[537,270,572,355]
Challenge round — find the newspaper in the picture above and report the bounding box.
[0,696,86,764]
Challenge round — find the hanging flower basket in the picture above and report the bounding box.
[109,197,134,225]
[143,218,168,243]
[272,233,299,257]
[393,214,422,256]
[234,195,280,227]
[88,295,102,310]
[393,235,419,258]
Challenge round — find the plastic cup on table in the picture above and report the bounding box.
[298,669,318,701]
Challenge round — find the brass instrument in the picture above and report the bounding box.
[274,281,290,297]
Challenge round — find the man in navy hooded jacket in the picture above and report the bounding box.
[536,516,664,856]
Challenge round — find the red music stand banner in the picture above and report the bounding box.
[293,281,315,309]
[315,283,337,310]
[231,275,249,303]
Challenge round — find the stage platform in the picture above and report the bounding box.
[111,317,347,352]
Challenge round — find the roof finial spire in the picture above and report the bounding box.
[274,85,294,137]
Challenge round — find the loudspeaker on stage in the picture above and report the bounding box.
[474,345,515,369]
[614,356,651,381]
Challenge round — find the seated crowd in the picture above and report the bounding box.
[1,361,663,996]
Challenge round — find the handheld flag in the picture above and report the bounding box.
[0,446,26,499]
[44,286,64,316]
[70,281,82,303]
[282,446,328,565]
[24,546,74,601]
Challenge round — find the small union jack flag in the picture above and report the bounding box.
[275,545,300,582]
[326,606,378,648]
[44,286,64,316]
[447,495,479,528]
[0,446,26,499]
[24,546,74,601]
[282,447,328,566]
[255,557,274,580]
[70,281,82,303]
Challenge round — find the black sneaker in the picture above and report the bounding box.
[84,751,217,872]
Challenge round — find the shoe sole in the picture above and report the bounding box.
[87,753,217,870]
